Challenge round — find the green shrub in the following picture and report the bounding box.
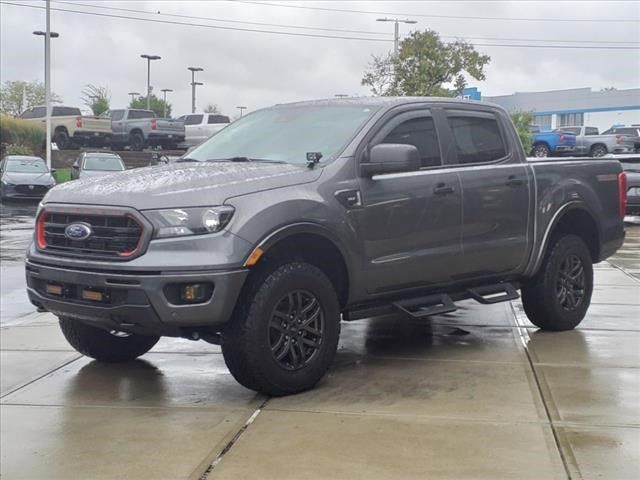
[510,111,533,155]
[4,144,34,156]
[0,114,45,155]
[54,167,71,183]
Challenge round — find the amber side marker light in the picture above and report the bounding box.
[244,247,264,267]
[82,290,104,302]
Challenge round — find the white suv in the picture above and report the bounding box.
[177,113,231,147]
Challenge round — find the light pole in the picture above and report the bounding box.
[376,18,417,55]
[187,67,203,114]
[160,88,173,118]
[128,91,140,103]
[236,106,247,118]
[140,54,161,110]
[33,19,59,170]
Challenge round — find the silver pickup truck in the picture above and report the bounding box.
[562,125,635,157]
[105,109,185,151]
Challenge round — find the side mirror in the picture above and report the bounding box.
[72,165,79,170]
[360,143,421,177]
[51,168,57,174]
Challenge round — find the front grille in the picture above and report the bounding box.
[42,212,144,258]
[16,184,48,195]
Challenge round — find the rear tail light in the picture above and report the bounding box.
[559,134,565,142]
[616,135,622,145]
[75,116,82,128]
[150,118,157,130]
[618,171,627,219]
[36,210,47,249]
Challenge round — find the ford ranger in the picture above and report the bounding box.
[25,98,627,396]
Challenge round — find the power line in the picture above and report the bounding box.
[55,0,394,36]
[231,0,639,23]
[48,0,640,46]
[3,1,639,50]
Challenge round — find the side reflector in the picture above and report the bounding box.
[618,171,627,219]
[244,247,264,267]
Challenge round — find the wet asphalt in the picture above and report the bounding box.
[0,201,638,479]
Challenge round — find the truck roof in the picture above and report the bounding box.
[275,96,506,111]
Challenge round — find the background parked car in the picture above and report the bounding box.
[104,109,185,151]
[529,125,576,157]
[602,125,640,153]
[71,152,125,180]
[176,113,230,147]
[0,155,56,200]
[560,125,636,157]
[20,106,112,150]
[621,156,640,216]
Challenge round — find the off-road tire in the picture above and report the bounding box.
[221,262,341,396]
[59,317,159,362]
[521,234,593,331]
[54,130,70,150]
[590,144,607,157]
[531,143,550,157]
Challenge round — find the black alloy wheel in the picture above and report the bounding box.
[268,290,325,371]
[555,254,585,311]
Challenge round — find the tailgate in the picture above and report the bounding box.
[80,116,112,133]
[156,119,185,134]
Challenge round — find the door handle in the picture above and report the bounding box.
[433,183,455,195]
[505,176,524,187]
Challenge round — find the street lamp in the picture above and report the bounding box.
[33,19,59,170]
[376,18,417,55]
[187,67,203,114]
[140,54,161,110]
[128,91,140,103]
[160,88,173,118]
[236,106,247,118]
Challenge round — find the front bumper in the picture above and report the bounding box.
[1,184,52,199]
[25,259,248,336]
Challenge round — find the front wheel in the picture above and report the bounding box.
[222,262,341,396]
[521,234,593,331]
[59,317,159,362]
[590,145,607,157]
[531,144,550,157]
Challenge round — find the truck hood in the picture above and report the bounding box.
[44,161,322,210]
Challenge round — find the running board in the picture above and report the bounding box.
[467,283,519,304]
[393,294,457,319]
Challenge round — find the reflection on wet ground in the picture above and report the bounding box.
[0,200,38,262]
[0,203,638,479]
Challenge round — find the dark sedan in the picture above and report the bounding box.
[0,156,56,200]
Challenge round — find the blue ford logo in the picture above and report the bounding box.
[64,223,92,241]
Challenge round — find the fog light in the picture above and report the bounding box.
[180,283,209,303]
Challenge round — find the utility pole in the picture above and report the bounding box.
[160,88,173,118]
[140,54,161,110]
[33,6,59,169]
[236,106,247,118]
[188,67,203,114]
[128,92,140,103]
[376,18,417,55]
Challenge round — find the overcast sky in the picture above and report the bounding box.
[1,0,638,117]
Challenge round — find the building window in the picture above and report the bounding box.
[558,113,584,127]
[533,114,552,129]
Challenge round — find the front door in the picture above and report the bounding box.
[354,110,463,293]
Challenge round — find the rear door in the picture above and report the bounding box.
[355,109,463,293]
[443,109,531,278]
[109,110,127,143]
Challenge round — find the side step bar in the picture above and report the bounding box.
[393,294,457,319]
[467,283,519,304]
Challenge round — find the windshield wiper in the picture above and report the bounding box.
[207,157,286,164]
[175,158,199,163]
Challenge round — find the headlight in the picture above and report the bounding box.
[143,206,234,239]
[1,180,14,186]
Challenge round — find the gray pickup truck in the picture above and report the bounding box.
[26,98,626,396]
[105,109,185,151]
[561,125,636,157]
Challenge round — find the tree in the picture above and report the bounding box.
[510,111,533,154]
[362,30,490,97]
[129,94,171,118]
[0,80,62,116]
[204,104,219,114]
[81,84,110,116]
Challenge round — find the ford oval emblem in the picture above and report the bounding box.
[64,222,92,241]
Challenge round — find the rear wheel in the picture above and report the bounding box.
[521,234,593,331]
[54,130,70,150]
[59,317,159,362]
[221,262,340,396]
[130,133,145,151]
[590,144,607,157]
[531,143,550,157]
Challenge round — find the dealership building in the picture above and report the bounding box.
[461,87,640,132]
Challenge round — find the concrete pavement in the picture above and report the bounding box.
[1,222,639,479]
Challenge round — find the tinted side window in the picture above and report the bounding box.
[52,106,81,116]
[185,115,203,125]
[208,115,230,124]
[20,109,34,119]
[110,110,124,121]
[32,107,46,118]
[380,116,441,167]
[585,127,599,136]
[129,110,154,119]
[448,115,506,164]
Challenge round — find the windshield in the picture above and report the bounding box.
[187,105,378,165]
[83,156,124,171]
[5,159,48,173]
